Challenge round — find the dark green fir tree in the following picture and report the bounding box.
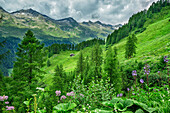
[47,59,51,67]
[76,50,84,80]
[90,43,103,83]
[125,34,137,59]
[11,30,46,112]
[104,46,122,93]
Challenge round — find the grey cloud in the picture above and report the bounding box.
[91,13,100,19]
[39,2,51,14]
[0,0,158,25]
[71,0,99,16]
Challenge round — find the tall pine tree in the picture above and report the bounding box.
[11,30,46,112]
[13,30,46,83]
[104,46,122,93]
[52,64,65,93]
[76,50,84,80]
[90,43,103,83]
[125,34,137,59]
[83,56,91,84]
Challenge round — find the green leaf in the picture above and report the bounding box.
[132,100,148,110]
[53,103,68,111]
[135,109,144,113]
[102,97,121,107]
[132,100,156,113]
[121,99,133,108]
[67,103,77,111]
[23,101,29,106]
[115,99,133,112]
[122,111,133,113]
[115,103,124,111]
[37,109,46,113]
[147,107,157,113]
[92,109,113,113]
[111,97,122,103]
[53,103,77,112]
[102,101,113,107]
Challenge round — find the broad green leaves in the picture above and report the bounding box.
[92,109,113,113]
[102,98,157,113]
[53,102,77,112]
[115,99,133,111]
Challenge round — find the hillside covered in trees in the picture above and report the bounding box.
[106,0,170,46]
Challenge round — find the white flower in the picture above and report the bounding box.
[36,87,44,91]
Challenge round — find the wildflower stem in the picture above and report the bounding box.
[135,77,137,91]
[167,64,169,87]
[147,74,149,98]
[33,95,37,113]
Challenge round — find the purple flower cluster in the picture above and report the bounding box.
[144,64,150,75]
[5,102,9,104]
[6,106,14,110]
[60,95,67,100]
[117,93,123,97]
[80,94,84,97]
[0,95,14,111]
[66,91,74,96]
[164,56,169,63]
[0,95,8,101]
[55,91,61,96]
[132,70,137,76]
[127,88,130,92]
[140,79,144,84]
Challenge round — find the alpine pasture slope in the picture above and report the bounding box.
[42,17,170,84]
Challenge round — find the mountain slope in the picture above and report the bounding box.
[42,17,170,84]
[0,7,121,44]
[106,1,170,45]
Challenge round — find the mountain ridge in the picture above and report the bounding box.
[0,6,122,44]
[10,8,120,28]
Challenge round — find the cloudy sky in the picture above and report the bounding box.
[0,0,158,25]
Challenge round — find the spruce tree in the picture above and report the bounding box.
[125,34,137,59]
[104,46,122,93]
[76,50,84,80]
[106,34,111,46]
[72,44,74,50]
[0,40,9,63]
[91,43,103,82]
[52,64,66,96]
[104,46,114,85]
[13,30,45,83]
[83,56,90,84]
[47,59,51,67]
[131,34,137,55]
[11,30,46,112]
[113,47,122,93]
